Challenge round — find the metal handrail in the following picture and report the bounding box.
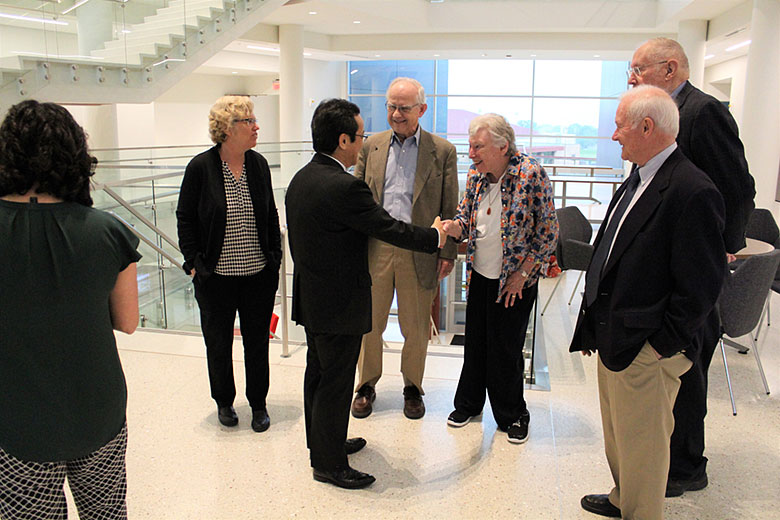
[108,211,183,270]
[102,185,180,252]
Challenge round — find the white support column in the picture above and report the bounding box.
[279,24,305,187]
[741,0,780,210]
[678,20,708,88]
[76,0,115,55]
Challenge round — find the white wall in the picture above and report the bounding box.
[302,60,347,141]
[0,25,78,58]
[703,56,748,128]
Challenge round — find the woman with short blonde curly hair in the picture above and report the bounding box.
[208,95,255,144]
[177,95,282,433]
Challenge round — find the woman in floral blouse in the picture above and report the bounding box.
[442,113,558,444]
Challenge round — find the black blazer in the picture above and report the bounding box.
[569,148,727,371]
[176,145,282,280]
[676,81,755,254]
[285,153,439,336]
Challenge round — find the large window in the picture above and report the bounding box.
[348,58,628,169]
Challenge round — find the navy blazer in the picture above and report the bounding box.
[676,81,755,254]
[176,145,282,281]
[569,148,727,371]
[285,153,439,335]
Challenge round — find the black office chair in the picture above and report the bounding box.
[718,249,780,415]
[541,206,593,315]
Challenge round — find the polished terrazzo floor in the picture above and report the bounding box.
[69,272,780,519]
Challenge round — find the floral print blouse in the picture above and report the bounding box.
[452,151,559,302]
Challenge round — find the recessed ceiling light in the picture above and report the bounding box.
[374,54,381,57]
[481,53,487,57]
[231,71,238,74]
[530,54,537,57]
[433,54,440,57]
[308,11,317,15]
[725,40,751,52]
[247,45,279,52]
[353,20,360,24]
[704,54,714,60]
[593,54,600,58]
[0,12,68,25]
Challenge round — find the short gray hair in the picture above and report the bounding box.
[468,113,517,156]
[621,85,679,137]
[645,37,689,74]
[387,77,426,105]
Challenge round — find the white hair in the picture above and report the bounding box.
[386,77,426,105]
[468,113,518,156]
[621,85,679,138]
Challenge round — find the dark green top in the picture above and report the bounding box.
[0,199,141,462]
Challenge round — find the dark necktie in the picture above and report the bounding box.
[584,165,641,306]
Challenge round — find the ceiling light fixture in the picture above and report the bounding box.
[247,45,279,52]
[530,54,537,57]
[725,40,751,52]
[593,54,600,58]
[62,0,90,15]
[232,71,238,74]
[0,12,68,25]
[353,20,360,24]
[308,11,317,15]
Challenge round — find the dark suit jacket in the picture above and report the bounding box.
[676,81,755,254]
[285,153,439,335]
[569,148,727,371]
[176,145,282,281]
[354,128,459,289]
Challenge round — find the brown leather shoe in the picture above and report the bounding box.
[403,385,425,419]
[351,385,375,418]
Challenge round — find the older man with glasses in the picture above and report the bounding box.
[351,77,459,420]
[627,37,756,499]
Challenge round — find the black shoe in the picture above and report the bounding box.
[507,410,530,444]
[217,405,238,427]
[403,385,425,419]
[251,408,270,433]
[447,409,474,427]
[345,437,367,455]
[351,384,376,419]
[666,473,708,497]
[581,494,621,518]
[312,466,376,489]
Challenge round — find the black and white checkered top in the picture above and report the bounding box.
[214,161,266,275]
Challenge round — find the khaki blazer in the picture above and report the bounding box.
[354,128,459,290]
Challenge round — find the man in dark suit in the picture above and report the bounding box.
[572,86,726,519]
[628,37,756,496]
[285,99,445,490]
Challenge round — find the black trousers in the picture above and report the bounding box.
[454,269,537,430]
[669,308,720,480]
[194,269,278,410]
[303,330,362,472]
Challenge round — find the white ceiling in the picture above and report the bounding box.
[197,0,752,76]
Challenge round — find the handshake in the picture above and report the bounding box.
[431,217,464,248]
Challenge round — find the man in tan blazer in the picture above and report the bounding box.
[351,77,459,419]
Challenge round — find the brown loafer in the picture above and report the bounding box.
[403,385,425,419]
[351,384,376,418]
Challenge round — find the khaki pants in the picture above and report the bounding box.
[598,342,692,520]
[356,240,436,393]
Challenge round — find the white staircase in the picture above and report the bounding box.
[0,0,287,113]
[91,0,228,66]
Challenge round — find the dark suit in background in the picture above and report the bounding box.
[670,80,755,484]
[571,147,726,518]
[285,153,439,472]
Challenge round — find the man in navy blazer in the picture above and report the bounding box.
[285,99,445,490]
[628,37,756,496]
[572,86,726,519]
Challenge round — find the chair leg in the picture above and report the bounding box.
[750,335,771,395]
[541,275,563,316]
[755,293,768,341]
[720,338,737,416]
[567,271,585,305]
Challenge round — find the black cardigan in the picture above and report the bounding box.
[176,145,282,280]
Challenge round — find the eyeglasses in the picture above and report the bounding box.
[234,118,257,126]
[626,60,668,78]
[385,102,420,114]
[354,133,368,140]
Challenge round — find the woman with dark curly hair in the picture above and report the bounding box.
[0,100,140,519]
[176,95,282,432]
